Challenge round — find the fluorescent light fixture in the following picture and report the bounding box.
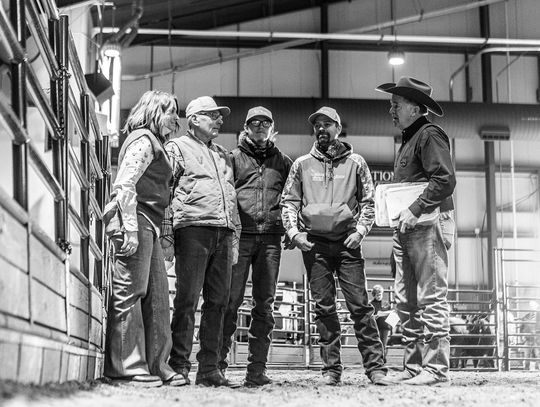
[101,41,122,58]
[388,49,405,66]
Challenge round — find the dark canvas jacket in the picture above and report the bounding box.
[230,137,292,234]
[393,116,456,216]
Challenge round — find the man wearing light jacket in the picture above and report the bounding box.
[280,106,392,386]
[164,96,241,388]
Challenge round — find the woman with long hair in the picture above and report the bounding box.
[104,90,185,387]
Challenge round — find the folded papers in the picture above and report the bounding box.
[375,182,439,228]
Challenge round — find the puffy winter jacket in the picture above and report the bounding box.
[281,140,375,242]
[230,137,292,234]
[166,130,240,235]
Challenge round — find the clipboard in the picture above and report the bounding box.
[375,182,439,228]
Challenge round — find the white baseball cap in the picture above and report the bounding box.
[185,96,231,118]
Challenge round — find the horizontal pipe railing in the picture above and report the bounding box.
[68,203,102,261]
[26,63,62,138]
[89,193,103,220]
[25,0,59,77]
[67,32,87,96]
[68,33,102,142]
[28,143,65,202]
[68,145,91,191]
[68,90,102,178]
[0,94,29,145]
[0,5,25,63]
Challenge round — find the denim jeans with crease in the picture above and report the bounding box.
[104,214,176,381]
[219,233,281,374]
[170,226,233,375]
[302,236,387,379]
[393,214,454,379]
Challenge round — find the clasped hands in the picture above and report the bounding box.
[292,231,364,251]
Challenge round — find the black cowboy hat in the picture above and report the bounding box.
[375,76,443,116]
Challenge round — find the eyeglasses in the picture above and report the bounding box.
[197,111,222,120]
[248,119,272,128]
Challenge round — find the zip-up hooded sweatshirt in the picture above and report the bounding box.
[280,140,375,242]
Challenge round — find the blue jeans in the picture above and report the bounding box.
[393,215,453,379]
[105,215,176,380]
[302,236,387,378]
[170,226,233,374]
[220,234,281,374]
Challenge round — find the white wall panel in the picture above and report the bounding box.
[455,138,540,169]
[329,51,469,102]
[491,55,538,104]
[490,0,540,38]
[120,45,152,74]
[342,135,395,165]
[456,237,488,287]
[328,0,480,37]
[455,171,539,232]
[238,9,320,32]
[156,60,238,107]
[455,172,487,232]
[495,238,540,286]
[238,50,320,97]
[120,78,151,109]
[455,138,488,167]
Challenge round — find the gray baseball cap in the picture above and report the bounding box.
[245,106,273,123]
[308,106,341,126]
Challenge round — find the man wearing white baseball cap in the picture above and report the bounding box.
[163,96,241,387]
[281,106,392,386]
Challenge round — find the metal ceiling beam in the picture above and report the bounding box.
[122,36,540,82]
[99,0,530,81]
[98,0,507,44]
[99,29,540,47]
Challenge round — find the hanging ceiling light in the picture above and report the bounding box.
[387,49,405,66]
[101,41,122,58]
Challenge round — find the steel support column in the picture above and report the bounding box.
[49,18,67,248]
[80,93,90,279]
[480,4,496,291]
[320,3,329,100]
[10,0,28,210]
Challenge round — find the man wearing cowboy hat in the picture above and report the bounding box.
[281,107,392,386]
[376,77,456,385]
[165,96,242,387]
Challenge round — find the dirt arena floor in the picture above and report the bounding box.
[1,369,539,407]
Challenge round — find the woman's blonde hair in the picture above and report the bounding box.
[123,90,179,141]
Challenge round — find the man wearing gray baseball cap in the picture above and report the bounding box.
[163,96,241,387]
[219,106,292,387]
[281,106,392,386]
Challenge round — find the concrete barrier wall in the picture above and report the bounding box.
[0,199,104,384]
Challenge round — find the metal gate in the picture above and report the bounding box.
[495,248,540,371]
